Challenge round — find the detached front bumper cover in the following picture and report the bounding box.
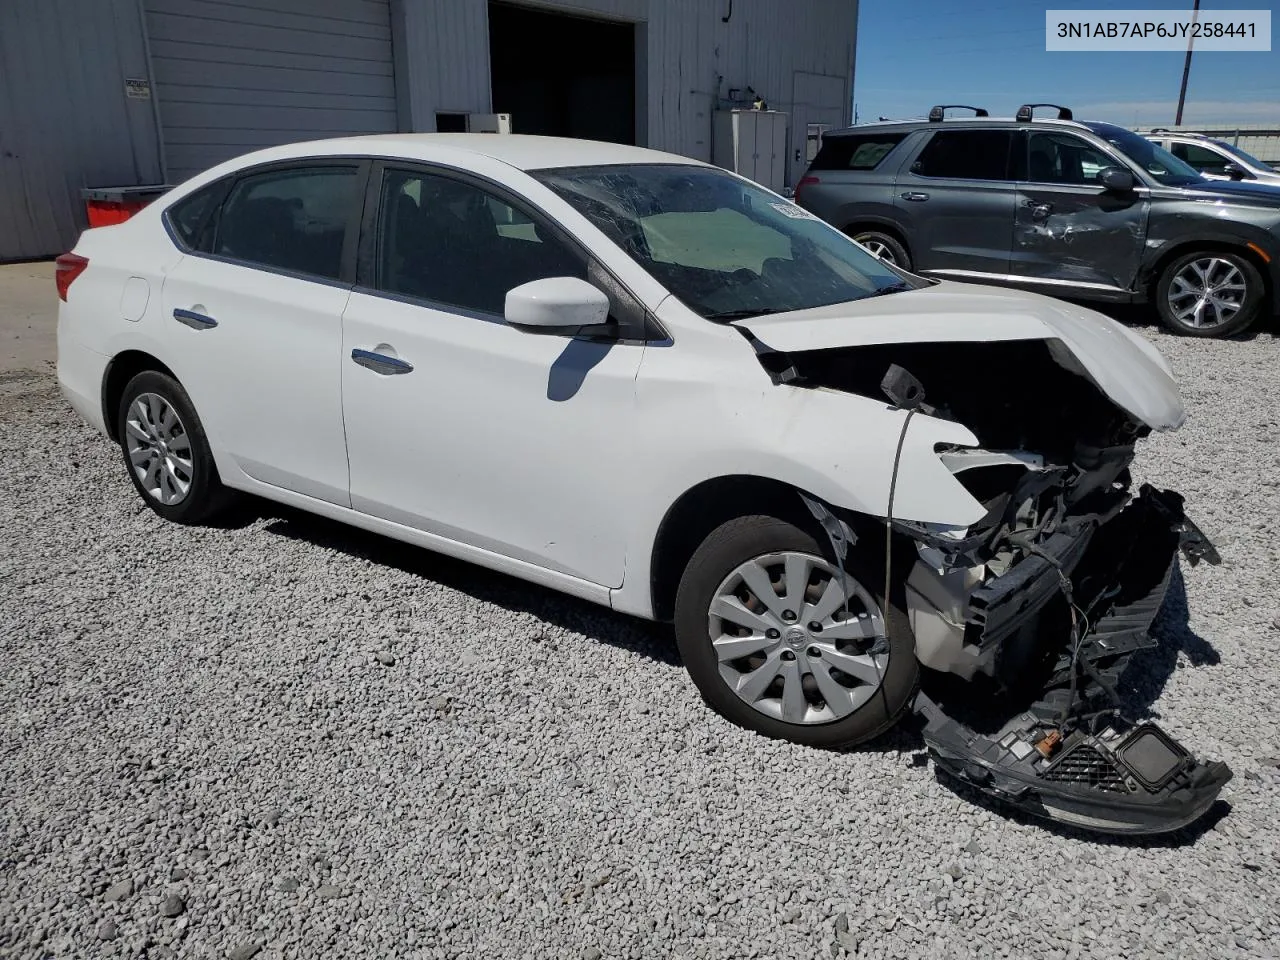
[914,485,1230,836]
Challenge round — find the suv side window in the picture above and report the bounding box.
[213,166,361,280]
[1026,132,1117,185]
[810,133,907,171]
[1170,141,1231,176]
[375,169,585,315]
[910,130,1014,180]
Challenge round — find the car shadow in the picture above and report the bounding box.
[1116,561,1221,721]
[247,500,681,666]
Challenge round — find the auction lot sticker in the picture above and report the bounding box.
[1046,9,1271,50]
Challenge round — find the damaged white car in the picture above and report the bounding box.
[57,135,1228,834]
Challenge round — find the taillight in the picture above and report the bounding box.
[794,175,820,205]
[55,252,89,302]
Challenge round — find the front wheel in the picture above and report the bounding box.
[1155,251,1264,337]
[673,516,918,748]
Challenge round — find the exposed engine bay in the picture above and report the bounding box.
[760,336,1230,835]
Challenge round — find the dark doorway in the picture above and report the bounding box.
[488,2,637,145]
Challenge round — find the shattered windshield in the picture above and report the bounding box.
[533,164,911,320]
[1084,123,1203,186]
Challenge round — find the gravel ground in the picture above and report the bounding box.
[2,322,1279,960]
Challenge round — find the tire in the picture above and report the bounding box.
[1155,250,1264,337]
[116,370,233,524]
[673,515,919,748]
[849,229,912,271]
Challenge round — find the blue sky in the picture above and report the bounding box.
[854,0,1279,126]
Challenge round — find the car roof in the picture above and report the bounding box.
[238,133,705,172]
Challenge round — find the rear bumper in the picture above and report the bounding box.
[56,328,109,436]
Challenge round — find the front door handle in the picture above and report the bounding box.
[1025,199,1054,219]
[351,348,413,375]
[900,191,930,201]
[173,307,217,329]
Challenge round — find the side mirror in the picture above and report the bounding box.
[1098,167,1135,192]
[1223,162,1252,181]
[505,276,610,334]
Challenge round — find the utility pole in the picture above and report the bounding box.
[1174,0,1201,126]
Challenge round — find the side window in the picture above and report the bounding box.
[213,166,360,280]
[1171,142,1231,175]
[166,182,225,252]
[910,130,1013,180]
[375,169,585,315]
[1026,132,1118,185]
[809,133,907,171]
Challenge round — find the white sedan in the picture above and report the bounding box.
[57,134,1217,788]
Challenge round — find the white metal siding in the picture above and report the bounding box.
[0,0,163,259]
[395,0,857,185]
[145,0,399,183]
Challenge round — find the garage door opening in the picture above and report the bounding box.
[488,1,638,145]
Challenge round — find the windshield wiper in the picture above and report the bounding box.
[864,281,913,298]
[703,309,766,322]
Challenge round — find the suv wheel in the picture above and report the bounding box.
[850,230,912,270]
[674,515,918,748]
[117,371,234,524]
[1156,251,1264,337]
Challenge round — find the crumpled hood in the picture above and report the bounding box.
[733,281,1185,430]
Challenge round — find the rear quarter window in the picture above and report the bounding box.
[810,133,907,171]
[165,182,226,252]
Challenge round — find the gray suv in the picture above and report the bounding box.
[795,104,1280,337]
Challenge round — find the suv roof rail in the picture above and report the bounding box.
[928,104,989,121]
[1016,103,1073,121]
[1149,127,1171,134]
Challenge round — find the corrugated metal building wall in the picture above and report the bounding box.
[0,0,163,260]
[1,0,857,259]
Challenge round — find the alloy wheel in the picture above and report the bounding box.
[1167,257,1247,330]
[854,235,896,265]
[125,393,194,506]
[707,551,888,724]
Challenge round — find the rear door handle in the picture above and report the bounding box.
[351,348,413,375]
[900,192,930,201]
[173,308,216,329]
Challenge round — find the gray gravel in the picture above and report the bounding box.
[2,322,1279,959]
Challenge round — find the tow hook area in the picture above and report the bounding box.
[912,485,1231,835]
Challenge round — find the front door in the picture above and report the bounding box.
[1011,131,1149,292]
[158,162,363,505]
[340,165,643,587]
[894,128,1017,277]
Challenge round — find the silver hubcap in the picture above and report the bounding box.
[708,551,888,725]
[126,393,193,506]
[855,236,896,265]
[1168,258,1247,329]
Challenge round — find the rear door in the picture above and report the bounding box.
[1011,130,1149,292]
[158,161,365,505]
[893,128,1017,277]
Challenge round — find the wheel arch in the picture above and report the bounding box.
[648,474,883,624]
[101,351,178,442]
[1143,239,1274,308]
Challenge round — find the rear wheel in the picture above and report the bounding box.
[674,515,918,748]
[1155,251,1264,337]
[117,371,233,524]
[849,229,912,270]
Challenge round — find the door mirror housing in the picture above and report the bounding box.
[1222,162,1252,181]
[505,277,611,334]
[1098,167,1135,192]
